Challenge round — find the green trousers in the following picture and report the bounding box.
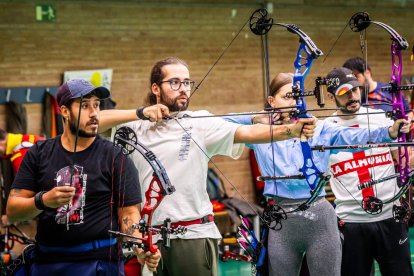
[156,238,219,276]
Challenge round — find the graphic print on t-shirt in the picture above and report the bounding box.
[55,165,86,225]
[178,122,193,161]
[329,123,393,202]
[179,132,191,161]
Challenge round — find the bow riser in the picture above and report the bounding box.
[390,40,410,186]
[140,178,164,253]
[293,41,322,191]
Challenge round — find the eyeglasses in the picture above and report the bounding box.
[159,78,195,91]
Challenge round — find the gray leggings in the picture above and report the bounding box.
[267,197,341,276]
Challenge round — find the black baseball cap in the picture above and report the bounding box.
[326,67,361,96]
[57,79,110,106]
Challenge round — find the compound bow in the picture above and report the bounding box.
[345,12,412,222]
[248,8,331,227]
[108,126,186,254]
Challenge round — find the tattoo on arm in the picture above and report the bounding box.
[123,216,135,235]
[123,216,130,227]
[286,126,293,139]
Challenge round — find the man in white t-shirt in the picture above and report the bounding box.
[324,67,413,276]
[99,57,317,276]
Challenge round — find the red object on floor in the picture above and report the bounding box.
[124,257,141,276]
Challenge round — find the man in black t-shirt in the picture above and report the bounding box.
[7,79,160,275]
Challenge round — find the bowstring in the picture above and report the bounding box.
[172,117,266,225]
[360,28,381,208]
[110,148,127,268]
[66,94,83,231]
[170,12,268,225]
[329,167,365,211]
[187,18,250,102]
[322,20,349,63]
[261,19,279,204]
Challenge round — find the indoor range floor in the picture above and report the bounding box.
[218,227,414,276]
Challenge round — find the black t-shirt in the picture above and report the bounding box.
[12,135,141,262]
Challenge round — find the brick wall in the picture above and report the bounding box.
[1,0,413,202]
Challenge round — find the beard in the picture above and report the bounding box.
[68,111,98,138]
[336,99,361,114]
[160,89,190,112]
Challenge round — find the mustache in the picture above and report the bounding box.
[176,94,189,100]
[87,118,99,125]
[345,100,361,107]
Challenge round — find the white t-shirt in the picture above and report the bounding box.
[121,110,244,239]
[325,107,399,222]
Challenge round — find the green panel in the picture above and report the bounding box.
[35,4,56,22]
[219,259,251,276]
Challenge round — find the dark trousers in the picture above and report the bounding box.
[30,260,124,276]
[340,218,413,276]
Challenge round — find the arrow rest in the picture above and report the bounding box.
[122,240,146,251]
[132,218,187,249]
